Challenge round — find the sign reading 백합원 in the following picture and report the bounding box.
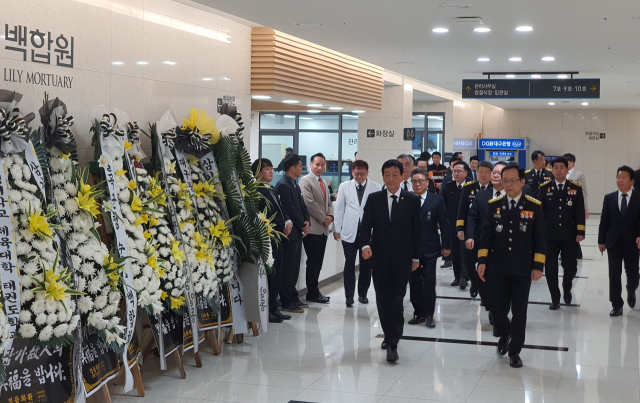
[462,79,600,99]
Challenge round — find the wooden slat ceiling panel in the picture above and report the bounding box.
[251,28,383,111]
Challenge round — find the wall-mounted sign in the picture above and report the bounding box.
[403,128,416,141]
[462,79,600,99]
[490,151,515,157]
[478,138,528,150]
[367,129,395,138]
[585,131,605,141]
[4,24,74,68]
[3,68,73,88]
[452,138,476,149]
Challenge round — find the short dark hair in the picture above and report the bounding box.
[283,154,302,172]
[286,147,293,153]
[411,168,429,181]
[470,155,479,162]
[453,161,471,175]
[617,165,635,181]
[449,156,460,165]
[531,150,546,162]
[478,161,493,171]
[451,159,464,167]
[251,158,272,175]
[452,152,461,158]
[352,160,369,170]
[432,151,441,157]
[562,153,576,163]
[501,162,525,179]
[382,159,404,175]
[420,151,431,160]
[494,161,508,168]
[310,153,325,163]
[416,157,429,165]
[552,157,568,168]
[354,151,358,157]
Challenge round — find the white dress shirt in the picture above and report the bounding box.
[401,179,413,192]
[507,192,522,209]
[418,192,427,207]
[619,189,633,211]
[387,188,402,220]
[555,179,567,190]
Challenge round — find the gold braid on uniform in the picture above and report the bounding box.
[540,178,552,187]
[568,180,582,187]
[464,180,476,187]
[489,194,505,203]
[525,194,542,205]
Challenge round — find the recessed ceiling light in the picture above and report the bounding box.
[136,61,148,65]
[505,74,516,78]
[222,77,231,81]
[299,117,313,120]
[112,61,124,65]
[541,56,555,61]
[557,74,568,79]
[516,26,533,32]
[396,61,416,65]
[548,102,555,106]
[252,95,271,100]
[582,102,589,106]
[282,100,299,104]
[416,115,425,117]
[509,57,522,62]
[307,110,321,113]
[351,110,365,114]
[474,27,491,33]
[264,114,275,117]
[329,107,344,110]
[308,103,323,107]
[531,74,542,78]
[163,60,176,65]
[432,28,449,33]
[294,21,325,27]
[436,3,473,9]
[284,115,295,118]
[477,57,490,62]
[202,78,213,81]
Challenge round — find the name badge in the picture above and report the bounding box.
[427,211,432,220]
[520,222,527,232]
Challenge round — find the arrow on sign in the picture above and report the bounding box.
[591,86,597,92]
[465,86,471,92]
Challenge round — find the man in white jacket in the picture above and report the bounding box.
[334,160,383,307]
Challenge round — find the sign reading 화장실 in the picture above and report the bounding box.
[462,79,600,99]
[367,129,395,138]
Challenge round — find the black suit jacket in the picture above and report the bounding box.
[598,191,640,249]
[539,179,586,241]
[258,185,290,232]
[466,187,494,242]
[276,175,310,240]
[361,189,422,273]
[419,192,450,259]
[525,168,554,195]
[457,181,492,235]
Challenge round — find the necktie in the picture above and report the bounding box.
[558,183,564,193]
[537,170,542,182]
[458,184,463,191]
[481,185,486,191]
[495,191,501,199]
[621,193,628,216]
[390,195,399,224]
[404,181,409,191]
[510,199,517,210]
[319,177,326,200]
[357,184,364,204]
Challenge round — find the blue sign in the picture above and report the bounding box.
[478,138,528,150]
[452,138,476,149]
[490,151,515,157]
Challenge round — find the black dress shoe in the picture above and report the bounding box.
[549,302,561,310]
[563,291,572,305]
[296,301,309,309]
[408,315,426,325]
[509,354,523,368]
[381,340,388,350]
[470,285,478,298]
[498,335,510,355]
[359,296,369,304]
[450,279,460,287]
[274,310,291,320]
[628,289,636,308]
[281,303,304,313]
[346,297,354,307]
[493,327,500,337]
[269,313,283,323]
[386,346,399,363]
[307,295,330,304]
[441,260,452,268]
[610,307,623,317]
[426,316,435,328]
[459,278,468,290]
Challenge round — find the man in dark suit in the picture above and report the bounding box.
[408,168,450,328]
[442,161,472,289]
[477,163,547,368]
[253,158,294,323]
[525,150,553,195]
[276,154,311,313]
[539,157,586,310]
[598,166,640,316]
[361,160,422,363]
[469,155,479,181]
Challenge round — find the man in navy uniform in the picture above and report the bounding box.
[525,150,553,195]
[477,162,547,368]
[539,157,586,310]
[408,168,450,328]
[361,160,422,363]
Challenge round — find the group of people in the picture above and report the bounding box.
[252,148,640,369]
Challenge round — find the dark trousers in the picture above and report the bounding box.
[409,256,437,318]
[462,244,486,302]
[490,274,532,356]
[342,232,371,299]
[607,238,640,309]
[450,236,468,281]
[546,239,578,304]
[373,264,411,348]
[576,242,583,258]
[268,240,284,313]
[281,237,302,306]
[303,233,328,299]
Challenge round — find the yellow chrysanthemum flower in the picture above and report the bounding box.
[161,290,168,300]
[124,140,132,151]
[28,209,52,239]
[115,169,127,177]
[75,192,101,218]
[170,240,185,266]
[79,183,92,195]
[149,216,160,227]
[170,296,186,310]
[219,231,232,247]
[60,152,71,160]
[143,230,152,240]
[131,195,143,212]
[128,179,137,190]
[134,214,149,227]
[43,268,67,301]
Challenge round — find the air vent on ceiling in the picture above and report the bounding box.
[456,17,483,23]
[436,3,473,9]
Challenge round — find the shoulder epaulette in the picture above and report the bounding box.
[525,169,533,174]
[545,168,552,172]
[464,180,476,187]
[568,179,582,187]
[489,194,505,203]
[525,194,542,205]
[540,178,553,187]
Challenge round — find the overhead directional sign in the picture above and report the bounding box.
[462,79,600,99]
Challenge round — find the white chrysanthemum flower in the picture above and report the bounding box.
[18,323,37,339]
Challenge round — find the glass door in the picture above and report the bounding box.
[259,134,295,186]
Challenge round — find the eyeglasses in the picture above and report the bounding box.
[353,172,366,177]
[501,179,521,185]
[411,179,428,184]
[452,170,466,174]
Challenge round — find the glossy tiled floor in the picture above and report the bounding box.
[103,216,640,403]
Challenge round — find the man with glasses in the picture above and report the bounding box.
[477,162,546,368]
[442,161,472,289]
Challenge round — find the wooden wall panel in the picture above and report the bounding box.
[251,28,383,111]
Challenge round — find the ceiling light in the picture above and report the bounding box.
[557,74,568,79]
[436,3,473,9]
[396,61,416,65]
[509,57,522,62]
[416,115,425,117]
[477,58,490,62]
[307,110,321,113]
[202,78,213,81]
[112,61,124,65]
[531,74,542,78]
[282,100,299,104]
[548,102,555,106]
[516,26,533,32]
[474,27,491,32]
[299,117,313,120]
[432,28,449,33]
[582,102,589,106]
[329,107,344,110]
[252,95,271,100]
[163,60,176,65]
[284,115,295,118]
[343,115,357,118]
[541,56,555,61]
[136,61,148,65]
[222,77,231,81]
[264,114,275,117]
[505,74,516,78]
[351,110,365,114]
[294,21,325,27]
[308,103,323,107]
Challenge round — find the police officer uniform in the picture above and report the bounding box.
[525,168,553,196]
[539,178,585,308]
[478,193,546,366]
[443,179,470,287]
[456,180,493,298]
